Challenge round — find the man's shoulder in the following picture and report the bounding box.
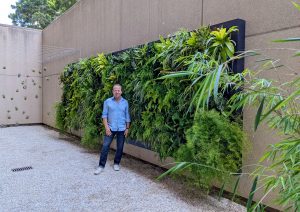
[121,97,128,103]
[104,97,114,103]
[107,97,114,101]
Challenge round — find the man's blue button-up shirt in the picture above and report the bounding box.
[102,97,131,131]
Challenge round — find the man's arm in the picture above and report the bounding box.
[103,118,112,136]
[124,101,131,137]
[124,122,130,137]
[102,100,112,136]
[125,101,131,124]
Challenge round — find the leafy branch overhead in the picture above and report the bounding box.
[9,0,78,29]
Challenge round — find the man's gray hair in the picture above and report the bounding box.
[113,84,122,90]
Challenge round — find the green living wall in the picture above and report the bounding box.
[56,26,248,188]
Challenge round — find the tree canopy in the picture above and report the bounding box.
[9,0,77,29]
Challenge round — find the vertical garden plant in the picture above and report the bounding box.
[56,25,247,191]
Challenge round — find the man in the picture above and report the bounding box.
[94,84,130,175]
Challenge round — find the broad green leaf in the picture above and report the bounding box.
[227,26,238,34]
[225,41,235,53]
[212,41,221,47]
[213,64,223,100]
[225,47,234,58]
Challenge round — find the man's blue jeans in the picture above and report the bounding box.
[99,131,125,168]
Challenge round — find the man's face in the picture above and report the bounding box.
[112,85,122,99]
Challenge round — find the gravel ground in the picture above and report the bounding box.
[0,125,246,212]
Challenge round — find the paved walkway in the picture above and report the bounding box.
[0,125,245,212]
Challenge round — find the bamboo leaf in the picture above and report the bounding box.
[246,176,258,210]
[219,182,226,201]
[265,64,284,71]
[255,97,265,131]
[255,58,273,63]
[294,51,300,56]
[232,176,240,201]
[259,151,272,163]
[264,89,300,115]
[292,1,300,11]
[259,99,285,124]
[157,162,191,180]
[273,37,300,42]
[158,71,194,79]
[280,177,286,190]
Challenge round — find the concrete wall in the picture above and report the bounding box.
[203,0,300,207]
[41,0,300,210]
[0,24,42,125]
[42,0,203,126]
[241,27,300,208]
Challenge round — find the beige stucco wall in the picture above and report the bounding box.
[203,0,300,36]
[241,27,300,208]
[39,0,299,210]
[0,24,42,125]
[42,0,203,127]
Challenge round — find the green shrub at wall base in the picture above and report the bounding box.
[175,110,247,188]
[55,102,66,131]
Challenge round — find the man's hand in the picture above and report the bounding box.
[105,128,112,136]
[124,129,129,137]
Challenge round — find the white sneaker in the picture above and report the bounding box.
[113,164,120,171]
[94,166,104,175]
